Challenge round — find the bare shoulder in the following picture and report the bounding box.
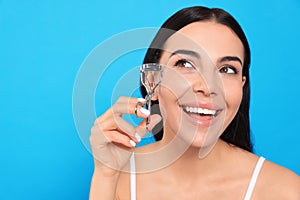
[230,147,300,199]
[255,159,300,199]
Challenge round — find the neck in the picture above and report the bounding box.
[134,126,233,175]
[174,139,226,165]
[162,140,231,183]
[158,125,232,176]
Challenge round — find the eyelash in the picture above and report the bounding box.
[174,59,239,75]
[174,59,194,69]
[219,65,238,74]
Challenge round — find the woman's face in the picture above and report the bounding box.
[157,21,245,150]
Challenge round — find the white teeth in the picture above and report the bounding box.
[184,106,217,115]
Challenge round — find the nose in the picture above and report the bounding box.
[192,73,219,97]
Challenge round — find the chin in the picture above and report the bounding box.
[190,134,209,148]
[188,128,222,150]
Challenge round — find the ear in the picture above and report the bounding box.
[242,76,246,87]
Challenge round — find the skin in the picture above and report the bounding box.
[90,21,300,200]
[157,21,245,149]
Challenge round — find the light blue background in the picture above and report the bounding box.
[1,0,299,199]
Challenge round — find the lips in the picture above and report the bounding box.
[180,103,223,127]
[184,106,217,116]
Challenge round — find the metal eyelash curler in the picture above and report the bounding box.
[140,63,162,132]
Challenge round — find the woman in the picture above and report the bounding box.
[89,6,300,199]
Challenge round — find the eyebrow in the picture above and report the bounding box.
[170,49,201,59]
[219,56,243,66]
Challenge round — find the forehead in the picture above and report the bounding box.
[162,21,244,63]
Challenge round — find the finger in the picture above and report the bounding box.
[90,124,137,148]
[113,115,141,143]
[111,97,147,115]
[135,114,162,140]
[96,97,147,123]
[135,105,151,118]
[97,107,150,128]
[101,114,144,144]
[116,96,146,105]
[106,130,137,148]
[90,124,110,146]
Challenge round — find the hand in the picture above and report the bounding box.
[90,96,161,177]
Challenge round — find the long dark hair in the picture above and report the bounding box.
[141,6,252,152]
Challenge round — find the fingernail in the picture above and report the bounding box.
[137,98,146,102]
[135,133,141,142]
[140,107,150,116]
[130,140,136,147]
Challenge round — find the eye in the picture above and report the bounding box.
[219,65,237,74]
[174,59,194,69]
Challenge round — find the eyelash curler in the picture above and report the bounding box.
[139,63,162,132]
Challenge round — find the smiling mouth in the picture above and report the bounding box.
[181,106,222,122]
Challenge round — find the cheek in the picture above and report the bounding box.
[223,80,243,109]
[157,69,194,107]
[157,85,181,117]
[157,86,182,131]
[158,86,176,102]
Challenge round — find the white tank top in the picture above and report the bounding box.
[130,154,265,200]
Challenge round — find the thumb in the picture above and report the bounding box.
[135,114,162,139]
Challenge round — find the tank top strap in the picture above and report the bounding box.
[130,153,136,200]
[244,157,265,200]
